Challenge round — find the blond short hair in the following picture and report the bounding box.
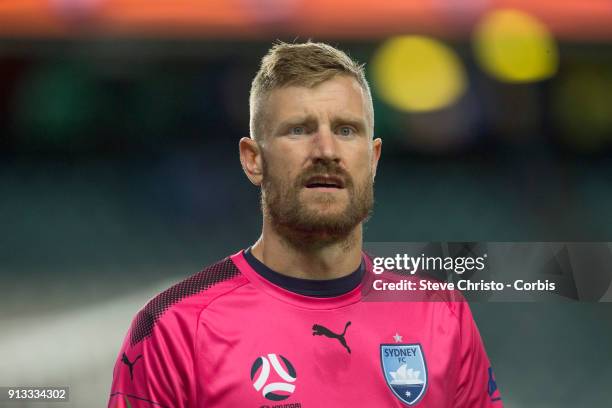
[249,41,374,141]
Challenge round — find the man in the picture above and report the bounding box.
[108,41,502,407]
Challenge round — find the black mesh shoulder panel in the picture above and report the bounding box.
[130,257,240,346]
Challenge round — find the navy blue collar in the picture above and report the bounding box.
[243,248,365,298]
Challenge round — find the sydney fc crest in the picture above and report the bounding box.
[380,343,428,405]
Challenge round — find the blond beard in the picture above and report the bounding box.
[261,158,374,250]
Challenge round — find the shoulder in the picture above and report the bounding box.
[364,261,467,324]
[129,256,248,347]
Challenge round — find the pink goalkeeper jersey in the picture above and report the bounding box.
[108,250,503,408]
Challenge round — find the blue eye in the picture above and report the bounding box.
[338,126,355,137]
[291,126,306,135]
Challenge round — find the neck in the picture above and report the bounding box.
[250,219,363,280]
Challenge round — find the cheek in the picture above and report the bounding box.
[264,153,300,183]
[268,144,307,174]
[347,149,374,179]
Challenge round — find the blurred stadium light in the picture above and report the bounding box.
[0,1,610,39]
[473,9,558,83]
[372,35,467,112]
[553,64,612,151]
[13,61,103,149]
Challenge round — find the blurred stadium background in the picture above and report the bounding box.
[1,0,612,406]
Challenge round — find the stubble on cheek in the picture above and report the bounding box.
[260,155,374,247]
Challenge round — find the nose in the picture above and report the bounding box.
[311,126,340,162]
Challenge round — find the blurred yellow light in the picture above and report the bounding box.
[372,36,467,112]
[553,67,612,151]
[473,9,558,83]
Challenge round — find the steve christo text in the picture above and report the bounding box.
[373,278,556,292]
[371,253,556,293]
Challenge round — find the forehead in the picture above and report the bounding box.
[264,75,369,127]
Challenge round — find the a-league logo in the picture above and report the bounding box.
[250,354,297,401]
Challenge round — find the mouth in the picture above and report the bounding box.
[304,175,345,190]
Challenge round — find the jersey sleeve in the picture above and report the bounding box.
[107,305,197,408]
[107,257,244,408]
[453,300,503,408]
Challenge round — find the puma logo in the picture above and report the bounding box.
[121,352,142,381]
[312,321,352,354]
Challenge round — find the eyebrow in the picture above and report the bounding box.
[330,115,368,133]
[274,114,368,135]
[274,115,318,135]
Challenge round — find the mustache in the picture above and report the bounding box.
[295,161,353,188]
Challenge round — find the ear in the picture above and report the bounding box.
[239,137,263,186]
[371,137,382,179]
